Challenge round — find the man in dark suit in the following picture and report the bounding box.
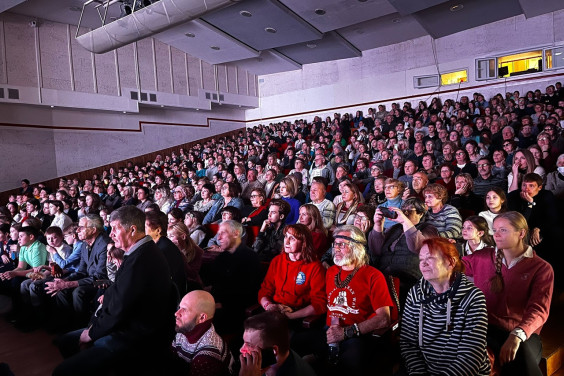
[45,214,110,327]
[53,206,174,376]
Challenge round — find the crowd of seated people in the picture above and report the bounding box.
[0,82,563,375]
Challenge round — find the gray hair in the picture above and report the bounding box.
[109,205,146,232]
[502,126,515,135]
[84,214,104,233]
[333,225,369,268]
[220,219,242,237]
[557,153,564,165]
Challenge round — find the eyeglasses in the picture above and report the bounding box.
[455,152,465,155]
[538,137,548,141]
[503,143,511,147]
[477,163,490,168]
[250,194,262,198]
[384,185,398,190]
[332,241,350,250]
[354,215,369,222]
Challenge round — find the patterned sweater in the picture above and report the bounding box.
[424,204,462,240]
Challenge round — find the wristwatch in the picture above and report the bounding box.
[344,325,356,339]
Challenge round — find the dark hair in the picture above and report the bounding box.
[186,210,205,226]
[243,311,290,354]
[202,183,216,195]
[45,226,63,237]
[49,200,64,212]
[269,199,291,219]
[401,197,427,216]
[464,216,494,246]
[220,206,242,221]
[484,187,507,213]
[522,172,543,187]
[0,223,10,235]
[145,210,168,235]
[19,226,39,239]
[168,208,184,222]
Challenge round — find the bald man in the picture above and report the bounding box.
[172,290,231,375]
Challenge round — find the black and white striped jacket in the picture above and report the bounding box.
[400,273,491,375]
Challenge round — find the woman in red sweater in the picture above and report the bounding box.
[258,223,327,321]
[463,211,554,376]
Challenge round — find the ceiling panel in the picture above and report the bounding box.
[155,19,259,64]
[518,0,563,18]
[387,0,449,16]
[275,31,361,65]
[201,0,322,51]
[1,0,27,14]
[279,0,396,33]
[413,0,523,39]
[232,50,301,76]
[339,13,427,51]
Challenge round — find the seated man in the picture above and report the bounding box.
[253,199,290,262]
[53,206,174,376]
[206,220,261,336]
[309,181,336,229]
[473,157,507,197]
[44,214,111,327]
[171,290,231,376]
[239,311,316,376]
[325,225,393,375]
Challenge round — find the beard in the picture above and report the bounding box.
[175,317,198,334]
[333,252,354,267]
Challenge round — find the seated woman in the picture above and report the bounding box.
[183,210,206,247]
[298,204,330,259]
[368,198,435,307]
[423,183,463,240]
[333,181,362,228]
[278,176,301,224]
[258,223,327,320]
[378,178,406,230]
[463,212,554,376]
[400,237,490,376]
[167,223,204,273]
[241,188,268,227]
[479,187,507,234]
[192,183,216,214]
[461,216,495,255]
[508,149,546,193]
[203,182,244,224]
[449,173,484,219]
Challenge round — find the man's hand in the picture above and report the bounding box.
[401,189,411,201]
[531,228,542,246]
[239,351,262,376]
[499,334,521,365]
[260,220,271,233]
[326,325,345,344]
[45,278,68,296]
[520,191,534,204]
[79,328,93,349]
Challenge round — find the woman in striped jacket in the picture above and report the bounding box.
[400,237,491,375]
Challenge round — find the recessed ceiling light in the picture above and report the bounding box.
[185,32,195,38]
[450,4,464,12]
[196,108,199,111]
[358,0,368,2]
[210,46,220,50]
[69,6,82,11]
[50,105,55,108]
[160,105,164,107]
[239,10,252,17]
[306,43,317,49]
[265,27,277,34]
[314,9,326,15]
[123,111,127,114]
[392,18,401,23]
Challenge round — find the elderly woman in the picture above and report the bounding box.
[183,210,206,247]
[192,183,216,214]
[369,198,435,307]
[241,188,268,227]
[378,178,406,230]
[258,224,327,321]
[333,181,362,227]
[298,204,330,259]
[203,182,244,224]
[423,183,463,240]
[545,153,564,201]
[463,212,554,376]
[400,237,490,376]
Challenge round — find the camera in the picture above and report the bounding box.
[380,207,398,219]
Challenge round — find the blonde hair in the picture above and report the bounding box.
[168,223,199,263]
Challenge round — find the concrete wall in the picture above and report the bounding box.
[246,11,564,126]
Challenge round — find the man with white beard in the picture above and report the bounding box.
[325,225,393,375]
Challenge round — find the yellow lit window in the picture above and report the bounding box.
[498,50,542,77]
[440,70,467,85]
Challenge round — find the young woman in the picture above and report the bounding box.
[298,204,330,259]
[461,216,495,255]
[192,183,216,214]
[463,212,554,376]
[167,223,204,273]
[479,187,507,234]
[508,149,545,193]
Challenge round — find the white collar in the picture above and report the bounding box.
[495,246,533,269]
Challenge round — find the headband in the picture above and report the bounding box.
[333,234,366,245]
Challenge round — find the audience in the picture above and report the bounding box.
[1,82,563,375]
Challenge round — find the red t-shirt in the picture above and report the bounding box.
[326,265,393,327]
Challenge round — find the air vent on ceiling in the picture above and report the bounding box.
[219,94,224,101]
[413,75,439,89]
[212,93,218,100]
[149,93,157,102]
[0,88,4,99]
[205,92,211,99]
[8,88,19,100]
[140,92,148,101]
[130,91,139,100]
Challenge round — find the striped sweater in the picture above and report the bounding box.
[424,204,463,240]
[400,273,490,376]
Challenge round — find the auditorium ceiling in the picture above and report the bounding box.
[4,0,564,75]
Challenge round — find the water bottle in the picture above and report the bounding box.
[328,316,340,364]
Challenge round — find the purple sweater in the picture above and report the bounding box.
[463,247,553,338]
